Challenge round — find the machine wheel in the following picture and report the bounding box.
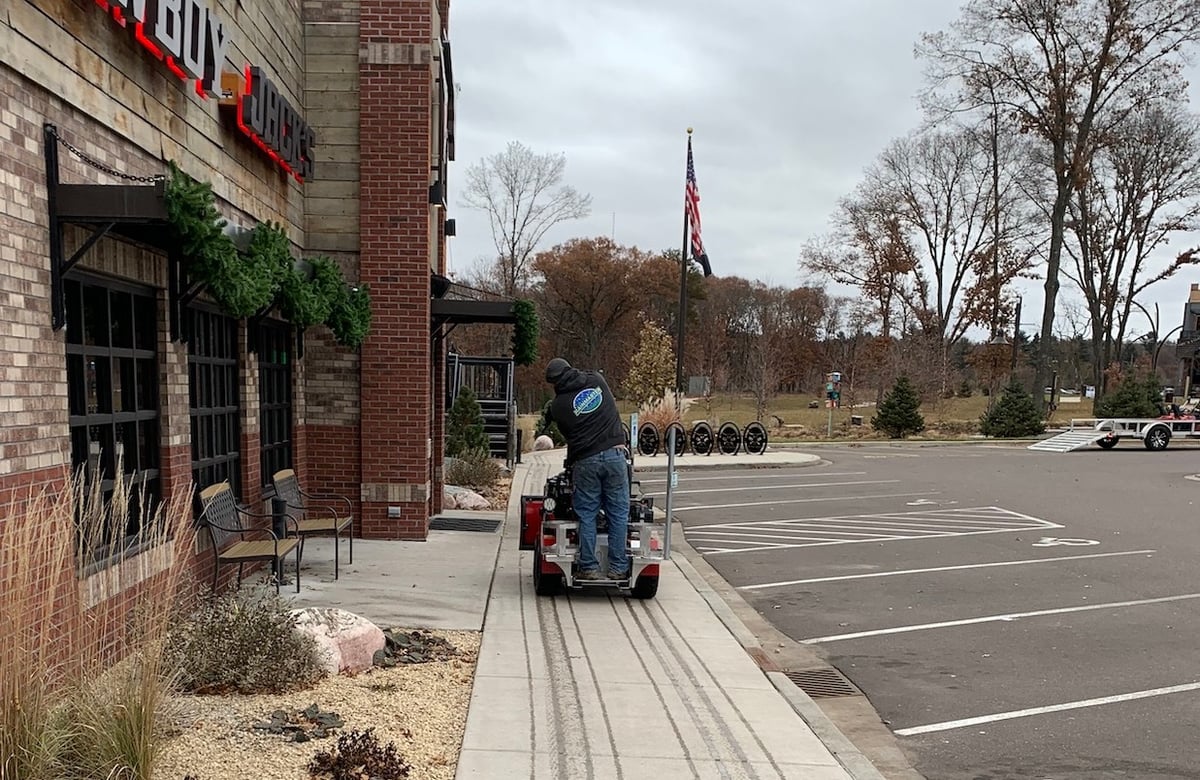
[533,548,564,596]
[1144,427,1171,451]
[638,423,660,456]
[717,422,742,455]
[1097,436,1119,450]
[743,421,768,455]
[665,422,687,455]
[631,574,659,599]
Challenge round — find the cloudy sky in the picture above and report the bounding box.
[446,0,1200,341]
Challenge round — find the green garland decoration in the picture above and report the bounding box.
[279,255,341,328]
[326,284,372,349]
[511,299,539,366]
[164,163,278,318]
[165,162,372,345]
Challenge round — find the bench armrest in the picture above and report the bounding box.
[235,506,301,536]
[298,489,352,518]
[280,498,340,524]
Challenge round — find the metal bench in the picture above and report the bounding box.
[271,469,354,579]
[198,482,301,594]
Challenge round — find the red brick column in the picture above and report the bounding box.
[358,0,436,539]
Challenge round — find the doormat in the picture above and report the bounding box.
[429,516,502,533]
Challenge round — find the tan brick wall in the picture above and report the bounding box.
[3,0,307,236]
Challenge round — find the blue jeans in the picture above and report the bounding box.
[572,448,630,574]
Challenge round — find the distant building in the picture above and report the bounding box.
[1175,283,1200,398]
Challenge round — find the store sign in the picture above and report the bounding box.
[220,67,317,182]
[94,0,230,98]
[94,0,316,182]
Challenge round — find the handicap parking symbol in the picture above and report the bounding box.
[1031,537,1100,547]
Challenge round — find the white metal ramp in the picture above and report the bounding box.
[1027,429,1108,452]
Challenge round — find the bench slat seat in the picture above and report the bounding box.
[218,538,300,562]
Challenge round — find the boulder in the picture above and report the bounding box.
[533,435,555,451]
[454,489,490,510]
[444,484,488,510]
[291,607,385,675]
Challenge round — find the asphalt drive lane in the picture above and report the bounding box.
[645,445,1200,779]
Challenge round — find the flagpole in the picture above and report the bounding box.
[675,128,693,398]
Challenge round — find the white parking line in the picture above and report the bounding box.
[802,592,1200,644]
[657,479,901,496]
[894,681,1200,736]
[672,491,941,512]
[739,549,1158,590]
[638,471,866,484]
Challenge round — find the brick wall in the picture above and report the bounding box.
[0,0,313,623]
[357,0,440,540]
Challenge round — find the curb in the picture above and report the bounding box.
[669,527,888,780]
[633,453,823,471]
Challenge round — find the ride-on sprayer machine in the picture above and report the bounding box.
[519,448,669,599]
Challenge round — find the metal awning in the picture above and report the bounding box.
[431,273,516,329]
[44,123,226,343]
[431,298,516,325]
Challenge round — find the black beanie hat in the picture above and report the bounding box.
[545,357,571,383]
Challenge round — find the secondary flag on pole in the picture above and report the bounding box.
[685,137,712,277]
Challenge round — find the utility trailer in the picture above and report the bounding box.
[1029,417,1200,452]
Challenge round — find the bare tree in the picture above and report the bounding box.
[876,128,1039,388]
[1066,105,1200,396]
[919,0,1200,409]
[461,141,593,296]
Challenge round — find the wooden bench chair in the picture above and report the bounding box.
[271,469,354,579]
[198,482,301,594]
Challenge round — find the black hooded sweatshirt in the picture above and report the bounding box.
[549,367,625,465]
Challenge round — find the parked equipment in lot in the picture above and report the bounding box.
[1029,416,1200,452]
[518,457,668,599]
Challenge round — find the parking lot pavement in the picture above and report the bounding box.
[638,444,1200,779]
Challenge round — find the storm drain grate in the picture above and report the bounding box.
[783,667,859,699]
[429,516,502,533]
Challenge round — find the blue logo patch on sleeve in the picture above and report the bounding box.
[572,387,603,416]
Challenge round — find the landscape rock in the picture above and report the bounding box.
[291,608,385,675]
[374,628,463,667]
[444,487,489,510]
[533,435,555,451]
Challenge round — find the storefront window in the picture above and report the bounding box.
[258,321,293,486]
[188,308,241,497]
[64,276,161,560]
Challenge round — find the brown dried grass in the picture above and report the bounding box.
[0,467,194,780]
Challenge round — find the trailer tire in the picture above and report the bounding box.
[533,548,564,596]
[1144,426,1171,451]
[1097,436,1118,449]
[631,574,659,600]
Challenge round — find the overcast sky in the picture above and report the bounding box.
[446,0,1200,341]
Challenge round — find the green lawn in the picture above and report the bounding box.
[517,392,1091,448]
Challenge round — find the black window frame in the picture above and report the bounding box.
[258,320,293,486]
[64,274,161,566]
[188,307,242,498]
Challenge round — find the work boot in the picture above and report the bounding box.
[609,568,631,581]
[576,569,606,581]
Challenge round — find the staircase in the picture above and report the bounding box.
[477,398,513,460]
[1027,429,1108,453]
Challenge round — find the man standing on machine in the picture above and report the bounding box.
[544,357,631,581]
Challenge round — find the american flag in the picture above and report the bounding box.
[685,138,713,277]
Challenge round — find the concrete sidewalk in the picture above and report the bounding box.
[456,451,883,780]
[288,448,884,779]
